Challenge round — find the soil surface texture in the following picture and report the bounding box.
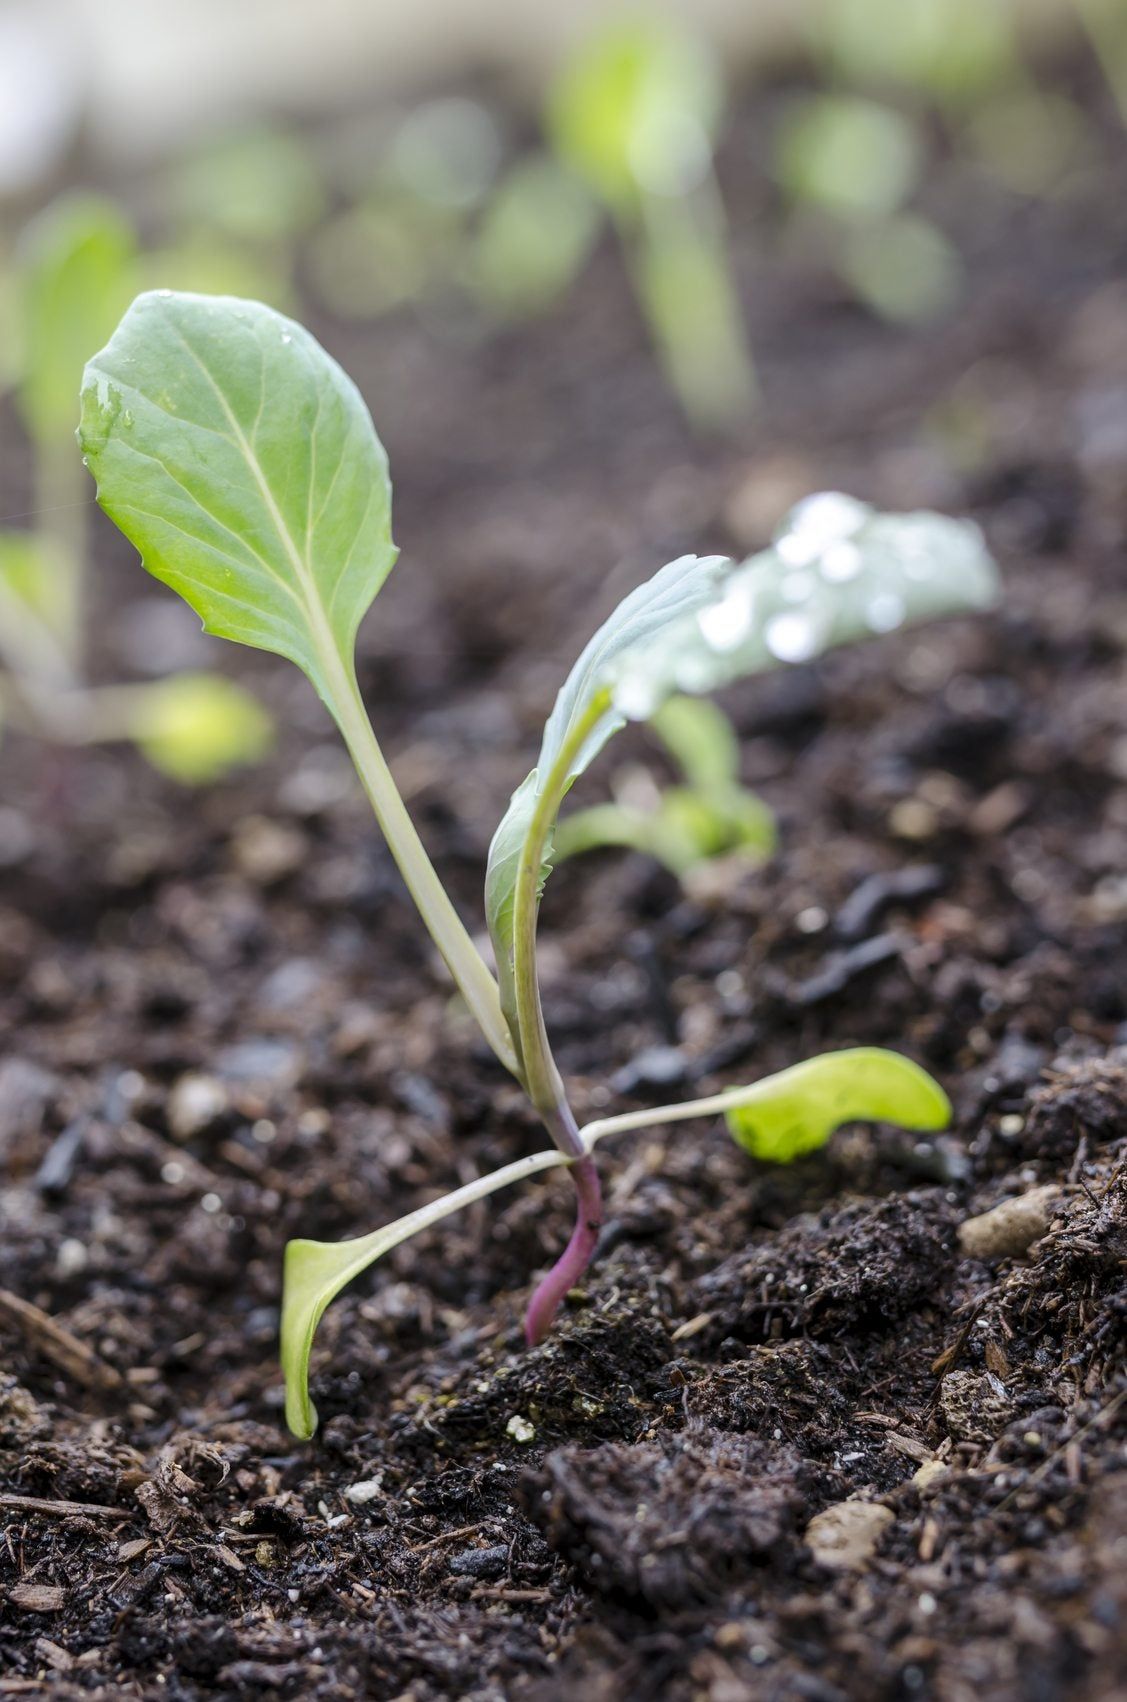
[2,63,1127,1702]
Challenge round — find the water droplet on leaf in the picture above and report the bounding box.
[866,591,906,632]
[765,612,820,662]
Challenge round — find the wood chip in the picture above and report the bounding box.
[116,1538,152,1561]
[886,1431,934,1464]
[215,1543,246,1572]
[33,1638,72,1673]
[7,1583,66,1612]
[0,1288,122,1391]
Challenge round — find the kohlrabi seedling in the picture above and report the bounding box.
[0,196,269,783]
[555,694,775,880]
[547,18,756,430]
[78,292,998,1438]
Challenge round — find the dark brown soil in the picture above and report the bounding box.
[2,60,1127,1702]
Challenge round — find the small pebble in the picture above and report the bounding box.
[958,1185,1058,1260]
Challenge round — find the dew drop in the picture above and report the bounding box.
[820,541,862,582]
[866,591,906,632]
[158,288,172,298]
[765,612,820,663]
[697,582,752,652]
[776,491,869,567]
[280,333,293,344]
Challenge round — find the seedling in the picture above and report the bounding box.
[555,694,776,880]
[775,94,961,325]
[78,292,998,1437]
[547,18,756,430]
[0,196,269,782]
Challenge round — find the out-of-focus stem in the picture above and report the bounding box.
[624,175,757,433]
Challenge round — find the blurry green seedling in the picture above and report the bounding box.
[310,99,501,322]
[810,0,1092,205]
[159,125,322,310]
[556,694,775,880]
[1072,0,1127,128]
[0,196,269,783]
[472,154,601,320]
[775,93,961,325]
[546,18,756,430]
[79,291,998,1437]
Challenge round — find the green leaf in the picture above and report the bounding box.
[485,549,727,1046]
[78,291,397,716]
[281,1148,569,1439]
[486,494,997,1052]
[19,195,137,452]
[724,1047,951,1162]
[131,673,273,783]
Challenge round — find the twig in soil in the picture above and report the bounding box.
[407,1522,483,1555]
[930,1301,985,1379]
[0,1493,131,1521]
[469,1585,552,1603]
[0,1288,123,1391]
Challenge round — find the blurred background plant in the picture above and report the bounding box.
[0,0,1118,787]
[556,695,775,884]
[0,194,271,781]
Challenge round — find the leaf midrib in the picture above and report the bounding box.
[165,316,348,696]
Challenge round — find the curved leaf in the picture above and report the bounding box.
[78,291,397,715]
[281,1148,569,1438]
[724,1047,951,1162]
[486,494,997,1052]
[485,551,726,1046]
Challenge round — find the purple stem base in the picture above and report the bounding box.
[523,1154,603,1346]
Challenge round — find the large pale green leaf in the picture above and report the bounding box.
[78,291,397,713]
[19,195,137,452]
[486,494,997,1052]
[723,1047,951,1162]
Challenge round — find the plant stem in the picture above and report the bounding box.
[329,660,522,1082]
[509,699,612,1335]
[523,1149,602,1344]
[625,178,756,433]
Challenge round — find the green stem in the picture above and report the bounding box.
[330,659,521,1083]
[580,1086,746,1149]
[511,696,609,1146]
[624,176,757,432]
